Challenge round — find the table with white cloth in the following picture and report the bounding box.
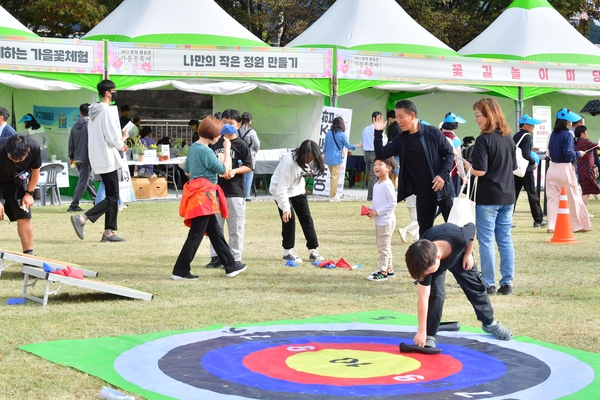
[127,157,186,198]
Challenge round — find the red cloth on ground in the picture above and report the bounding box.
[335,258,352,269]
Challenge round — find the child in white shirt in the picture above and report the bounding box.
[365,157,398,281]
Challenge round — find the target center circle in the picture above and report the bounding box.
[286,349,421,379]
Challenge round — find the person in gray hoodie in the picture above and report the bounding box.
[70,80,128,243]
[67,103,96,212]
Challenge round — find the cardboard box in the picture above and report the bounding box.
[132,177,151,199]
[149,177,167,198]
[132,177,167,199]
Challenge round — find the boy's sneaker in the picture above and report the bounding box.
[226,263,247,278]
[482,322,513,341]
[425,336,436,348]
[486,285,496,295]
[386,270,396,279]
[171,273,199,280]
[283,252,303,263]
[367,271,388,281]
[309,251,324,262]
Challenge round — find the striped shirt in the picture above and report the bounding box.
[184,142,226,183]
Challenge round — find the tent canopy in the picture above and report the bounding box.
[288,0,464,97]
[459,0,600,100]
[84,0,265,47]
[288,0,456,55]
[0,6,37,37]
[459,0,600,64]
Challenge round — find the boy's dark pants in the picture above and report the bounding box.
[427,262,495,337]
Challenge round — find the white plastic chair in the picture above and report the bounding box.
[37,163,64,205]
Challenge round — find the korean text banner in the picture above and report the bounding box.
[338,49,600,89]
[107,42,333,78]
[313,106,353,198]
[0,36,104,74]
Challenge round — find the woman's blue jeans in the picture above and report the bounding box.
[475,204,515,288]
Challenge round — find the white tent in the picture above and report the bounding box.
[83,0,327,148]
[459,0,600,65]
[287,0,456,55]
[0,5,36,37]
[84,0,265,46]
[459,0,600,136]
[287,0,506,144]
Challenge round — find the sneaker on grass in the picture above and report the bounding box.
[171,273,199,280]
[309,251,324,262]
[367,271,388,281]
[282,251,303,263]
[226,263,247,278]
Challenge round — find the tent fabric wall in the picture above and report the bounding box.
[523,92,600,143]
[214,90,324,150]
[339,90,519,155]
[337,89,389,149]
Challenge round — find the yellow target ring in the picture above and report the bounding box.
[286,349,420,379]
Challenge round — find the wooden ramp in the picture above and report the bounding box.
[22,266,154,307]
[0,249,98,278]
[0,249,153,307]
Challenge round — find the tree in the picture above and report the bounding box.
[214,0,335,46]
[0,0,121,37]
[397,0,600,51]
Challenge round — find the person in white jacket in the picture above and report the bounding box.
[70,79,128,243]
[269,140,326,263]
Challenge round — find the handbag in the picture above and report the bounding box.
[448,169,477,227]
[513,133,530,178]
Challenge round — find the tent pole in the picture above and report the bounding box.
[331,75,338,107]
[10,92,16,130]
[516,86,524,128]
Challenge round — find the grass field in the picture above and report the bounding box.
[1,194,599,399]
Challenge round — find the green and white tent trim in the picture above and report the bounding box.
[459,0,600,100]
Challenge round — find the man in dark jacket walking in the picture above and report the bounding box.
[374,100,455,236]
[67,103,96,212]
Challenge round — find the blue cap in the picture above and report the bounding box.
[418,119,430,126]
[519,114,542,125]
[18,114,32,123]
[556,108,582,122]
[443,112,466,124]
[220,124,237,135]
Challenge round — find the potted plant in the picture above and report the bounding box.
[134,139,147,162]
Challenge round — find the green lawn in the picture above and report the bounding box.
[0,196,599,399]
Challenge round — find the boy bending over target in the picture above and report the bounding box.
[405,222,513,349]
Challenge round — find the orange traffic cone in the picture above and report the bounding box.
[549,187,580,244]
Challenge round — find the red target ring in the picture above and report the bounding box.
[242,342,462,385]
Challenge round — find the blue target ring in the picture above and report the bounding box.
[200,335,506,396]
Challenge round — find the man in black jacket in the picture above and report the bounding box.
[513,115,545,228]
[374,100,454,236]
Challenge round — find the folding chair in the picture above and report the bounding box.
[37,163,64,205]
